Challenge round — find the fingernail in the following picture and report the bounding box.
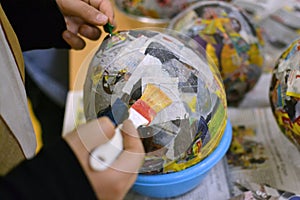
[96,14,108,23]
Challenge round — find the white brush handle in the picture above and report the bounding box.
[89,125,123,171]
[89,108,149,171]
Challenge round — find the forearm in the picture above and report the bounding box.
[0,139,96,199]
[1,0,69,51]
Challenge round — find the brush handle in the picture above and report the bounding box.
[89,125,123,171]
[89,108,149,171]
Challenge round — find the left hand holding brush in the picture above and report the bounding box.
[64,117,145,199]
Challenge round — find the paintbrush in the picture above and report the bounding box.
[90,83,173,171]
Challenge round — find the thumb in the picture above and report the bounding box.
[76,117,115,152]
[57,0,109,25]
[110,119,145,173]
[121,120,144,153]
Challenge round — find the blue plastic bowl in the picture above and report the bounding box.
[132,120,232,198]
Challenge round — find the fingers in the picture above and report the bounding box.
[90,0,115,25]
[76,117,115,152]
[110,120,145,173]
[62,25,101,49]
[62,26,101,49]
[58,0,110,26]
[57,0,116,50]
[91,120,144,199]
[121,120,145,154]
[62,30,86,50]
[78,24,102,41]
[65,118,144,200]
[78,1,109,25]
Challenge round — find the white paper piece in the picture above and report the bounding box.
[122,54,165,95]
[227,107,300,195]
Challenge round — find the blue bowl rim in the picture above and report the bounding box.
[135,120,232,185]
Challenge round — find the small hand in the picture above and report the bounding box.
[56,0,115,49]
[64,117,145,200]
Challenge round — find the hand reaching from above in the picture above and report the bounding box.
[56,0,115,50]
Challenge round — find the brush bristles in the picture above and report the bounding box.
[140,83,172,113]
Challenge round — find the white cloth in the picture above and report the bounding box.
[0,24,36,158]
